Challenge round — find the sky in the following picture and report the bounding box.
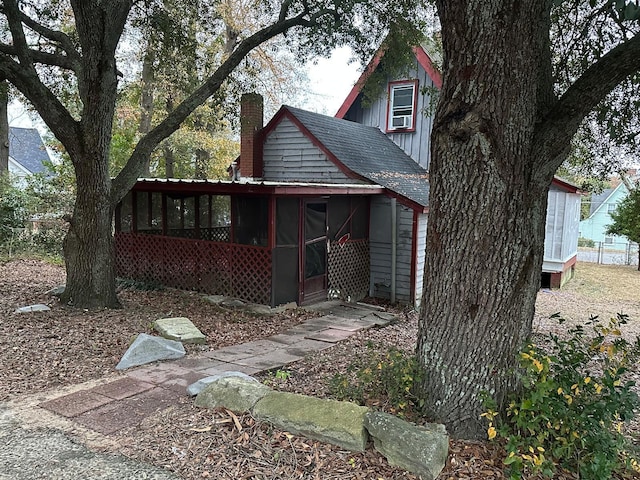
[301,46,362,116]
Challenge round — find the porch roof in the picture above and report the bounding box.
[275,106,430,210]
[130,178,386,196]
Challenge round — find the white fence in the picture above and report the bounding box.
[578,241,639,266]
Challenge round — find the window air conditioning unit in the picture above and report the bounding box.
[391,115,411,129]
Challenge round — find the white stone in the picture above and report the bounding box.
[14,304,51,313]
[115,333,185,370]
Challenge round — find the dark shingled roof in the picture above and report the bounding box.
[9,126,50,174]
[284,106,429,207]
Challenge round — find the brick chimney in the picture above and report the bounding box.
[240,93,264,179]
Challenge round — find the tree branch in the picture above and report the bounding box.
[8,5,80,64]
[111,8,334,204]
[0,55,82,155]
[0,43,76,70]
[533,32,640,179]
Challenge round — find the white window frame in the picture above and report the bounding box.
[387,80,418,132]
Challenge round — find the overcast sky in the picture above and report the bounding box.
[301,46,361,116]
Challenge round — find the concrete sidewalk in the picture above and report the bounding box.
[2,301,394,478]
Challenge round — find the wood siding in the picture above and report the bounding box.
[544,186,580,266]
[263,117,364,184]
[343,59,436,170]
[369,196,415,304]
[413,212,428,309]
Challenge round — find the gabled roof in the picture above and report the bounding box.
[336,45,442,119]
[264,106,429,210]
[9,127,50,174]
[586,183,628,218]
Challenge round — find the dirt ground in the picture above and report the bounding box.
[1,259,639,479]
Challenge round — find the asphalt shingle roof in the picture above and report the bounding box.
[284,106,429,207]
[9,126,50,174]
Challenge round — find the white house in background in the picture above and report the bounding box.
[8,126,51,183]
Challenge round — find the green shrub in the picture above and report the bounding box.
[329,343,424,418]
[484,313,640,480]
[578,237,595,248]
[0,175,30,243]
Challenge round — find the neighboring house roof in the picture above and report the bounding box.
[585,183,628,219]
[267,106,430,209]
[9,126,50,175]
[336,44,442,119]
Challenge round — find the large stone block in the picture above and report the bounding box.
[195,376,271,412]
[187,372,259,397]
[153,317,206,344]
[115,333,185,370]
[364,411,448,480]
[253,391,369,451]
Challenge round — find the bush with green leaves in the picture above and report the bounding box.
[0,175,30,243]
[329,343,424,419]
[484,313,640,480]
[577,236,595,248]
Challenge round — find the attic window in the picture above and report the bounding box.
[387,80,418,132]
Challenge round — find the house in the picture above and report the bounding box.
[579,182,630,251]
[114,94,428,307]
[8,126,51,182]
[114,43,581,307]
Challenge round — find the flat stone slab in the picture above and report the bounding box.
[39,391,113,418]
[304,328,356,343]
[364,411,448,480]
[187,372,260,397]
[204,339,283,363]
[153,317,206,344]
[253,391,369,451]
[195,377,271,412]
[233,350,304,370]
[14,304,50,313]
[74,387,181,435]
[125,363,192,384]
[91,377,155,400]
[115,333,185,370]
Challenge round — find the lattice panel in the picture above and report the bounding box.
[115,233,271,305]
[328,239,370,302]
[201,226,231,242]
[230,246,272,305]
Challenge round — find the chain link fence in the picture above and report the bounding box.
[578,241,639,266]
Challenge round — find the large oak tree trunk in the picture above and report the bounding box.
[62,170,119,308]
[59,0,125,309]
[416,0,558,439]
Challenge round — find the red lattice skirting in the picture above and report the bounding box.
[114,233,271,305]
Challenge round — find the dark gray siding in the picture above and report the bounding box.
[369,196,415,304]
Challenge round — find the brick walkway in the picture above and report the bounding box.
[38,302,394,436]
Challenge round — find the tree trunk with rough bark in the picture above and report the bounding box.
[417,0,640,439]
[416,0,556,439]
